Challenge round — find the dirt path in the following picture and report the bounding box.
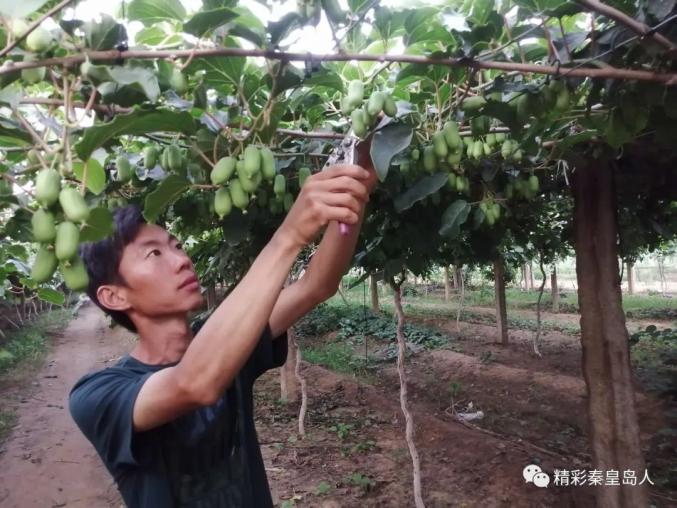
[0,305,133,508]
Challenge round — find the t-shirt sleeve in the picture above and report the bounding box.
[69,368,153,471]
[244,325,288,381]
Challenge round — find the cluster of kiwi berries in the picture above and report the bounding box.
[340,80,398,138]
[208,145,301,218]
[30,168,90,290]
[8,18,53,85]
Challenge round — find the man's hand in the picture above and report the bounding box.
[277,164,370,249]
[355,139,378,193]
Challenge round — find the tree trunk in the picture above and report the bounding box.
[551,266,559,313]
[206,284,217,310]
[573,161,647,508]
[370,275,380,312]
[443,266,451,302]
[453,266,462,290]
[534,257,546,357]
[521,264,528,291]
[626,262,634,295]
[280,337,299,403]
[528,262,535,290]
[494,257,509,345]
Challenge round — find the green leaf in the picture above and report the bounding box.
[83,14,127,51]
[184,7,238,36]
[394,173,448,212]
[370,124,413,182]
[0,0,48,18]
[80,207,115,242]
[303,69,345,93]
[268,12,303,46]
[107,66,161,103]
[135,26,182,47]
[75,110,196,160]
[72,159,106,195]
[439,200,471,238]
[128,0,186,26]
[0,124,31,147]
[188,53,245,90]
[37,288,65,305]
[143,175,191,223]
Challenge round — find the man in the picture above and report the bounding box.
[69,162,376,507]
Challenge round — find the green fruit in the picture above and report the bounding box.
[260,147,275,180]
[160,147,170,171]
[32,209,56,243]
[351,108,367,138]
[483,142,492,157]
[229,180,249,210]
[463,136,473,147]
[501,139,513,159]
[243,145,261,178]
[432,132,448,158]
[298,167,311,187]
[472,140,483,160]
[321,0,345,24]
[35,169,61,206]
[486,211,496,226]
[21,63,45,84]
[513,149,523,162]
[471,116,490,136]
[61,256,89,291]
[383,94,397,117]
[495,132,506,143]
[447,151,462,165]
[516,93,538,124]
[169,68,188,94]
[211,156,236,184]
[486,133,496,147]
[491,203,501,219]
[400,160,410,174]
[461,96,486,113]
[31,246,57,283]
[274,174,286,197]
[423,145,436,173]
[466,142,474,159]
[115,155,132,182]
[143,146,159,169]
[347,79,364,107]
[238,170,262,193]
[411,149,420,161]
[367,91,385,117]
[25,26,51,52]
[455,175,465,193]
[555,86,570,111]
[528,174,539,192]
[58,188,90,222]
[283,192,294,212]
[9,19,29,38]
[443,121,462,149]
[166,145,185,173]
[447,173,457,189]
[55,221,80,261]
[214,188,232,218]
[27,149,40,165]
[504,183,514,199]
[340,96,355,116]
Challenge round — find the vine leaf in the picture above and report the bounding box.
[439,200,471,238]
[370,124,413,182]
[394,173,448,212]
[83,15,127,51]
[143,175,191,223]
[183,7,238,37]
[37,288,65,305]
[75,110,195,160]
[72,159,106,195]
[127,0,186,26]
[80,207,115,242]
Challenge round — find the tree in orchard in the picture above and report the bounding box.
[0,0,676,506]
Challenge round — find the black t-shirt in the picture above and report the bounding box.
[69,326,287,508]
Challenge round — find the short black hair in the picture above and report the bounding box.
[79,205,147,332]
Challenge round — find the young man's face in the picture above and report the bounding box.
[115,223,204,319]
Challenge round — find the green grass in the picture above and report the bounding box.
[0,309,70,376]
[338,283,676,320]
[0,309,70,444]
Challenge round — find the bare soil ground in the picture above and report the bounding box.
[0,303,672,507]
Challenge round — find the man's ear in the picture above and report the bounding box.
[96,284,132,312]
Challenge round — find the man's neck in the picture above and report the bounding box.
[130,314,193,365]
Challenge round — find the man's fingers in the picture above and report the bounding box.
[319,192,362,216]
[323,206,360,226]
[312,176,369,202]
[314,164,369,181]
